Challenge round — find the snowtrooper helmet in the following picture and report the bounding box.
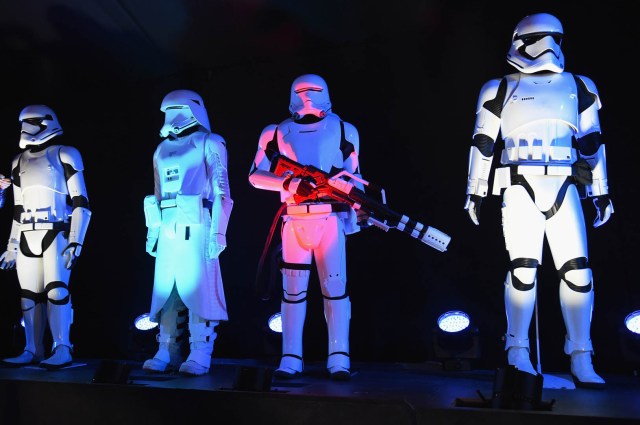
[160,89,211,138]
[507,13,564,74]
[19,105,63,149]
[289,74,332,119]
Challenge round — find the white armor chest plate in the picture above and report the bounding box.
[278,114,344,172]
[19,146,70,222]
[500,72,579,165]
[156,133,206,198]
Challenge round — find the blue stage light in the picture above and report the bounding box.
[134,313,158,331]
[625,310,640,335]
[437,310,471,333]
[267,312,282,333]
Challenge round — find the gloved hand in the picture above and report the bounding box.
[146,237,158,257]
[146,228,159,257]
[464,194,483,225]
[356,208,371,227]
[592,195,614,228]
[61,243,82,270]
[208,233,227,259]
[0,250,17,270]
[283,176,317,197]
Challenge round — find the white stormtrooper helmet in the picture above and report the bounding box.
[289,74,332,119]
[160,89,211,138]
[19,105,63,149]
[507,12,564,74]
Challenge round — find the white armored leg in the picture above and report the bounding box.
[504,267,538,375]
[40,301,74,370]
[1,297,46,367]
[559,261,604,388]
[143,291,187,373]
[179,313,218,376]
[324,295,351,380]
[275,268,309,378]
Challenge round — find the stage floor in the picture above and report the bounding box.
[1,357,639,425]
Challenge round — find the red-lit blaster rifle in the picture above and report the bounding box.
[270,155,451,252]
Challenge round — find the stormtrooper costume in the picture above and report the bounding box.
[464,13,613,388]
[0,105,91,370]
[143,89,233,376]
[249,74,364,380]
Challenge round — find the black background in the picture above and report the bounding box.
[0,0,638,375]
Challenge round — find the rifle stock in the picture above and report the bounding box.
[270,155,451,252]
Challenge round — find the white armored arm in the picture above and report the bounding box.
[248,124,290,193]
[59,146,91,268]
[574,75,613,227]
[206,134,234,259]
[1,156,22,269]
[574,75,608,198]
[465,79,502,225]
[143,195,161,256]
[60,146,91,247]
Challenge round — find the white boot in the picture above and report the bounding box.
[570,350,605,389]
[1,299,46,367]
[143,296,186,373]
[40,345,72,370]
[40,302,73,370]
[274,297,306,379]
[178,314,217,376]
[324,296,351,380]
[507,347,537,376]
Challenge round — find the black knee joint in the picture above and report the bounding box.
[509,258,538,291]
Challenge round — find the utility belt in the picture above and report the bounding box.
[158,195,212,226]
[20,221,70,231]
[160,198,213,211]
[285,202,351,215]
[492,162,590,196]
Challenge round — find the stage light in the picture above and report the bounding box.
[133,313,158,331]
[127,313,159,362]
[432,310,480,371]
[619,310,640,372]
[437,310,470,333]
[267,312,282,333]
[625,310,640,334]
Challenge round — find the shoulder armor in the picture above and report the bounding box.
[258,123,279,151]
[342,120,360,153]
[575,74,602,110]
[59,145,84,172]
[476,78,504,114]
[205,132,228,162]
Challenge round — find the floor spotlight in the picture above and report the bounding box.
[267,312,282,333]
[437,310,470,333]
[625,310,640,334]
[127,313,159,362]
[134,313,158,331]
[432,310,480,371]
[619,310,640,372]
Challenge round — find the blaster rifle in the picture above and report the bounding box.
[270,154,451,252]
